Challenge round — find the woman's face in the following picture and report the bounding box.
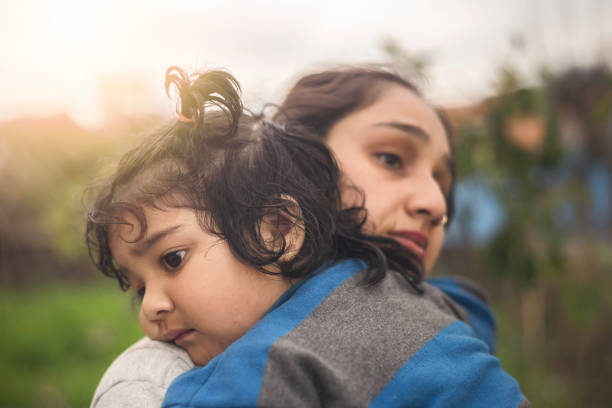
[326,84,452,274]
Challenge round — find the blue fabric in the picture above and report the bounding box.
[162,259,364,408]
[163,264,525,407]
[427,276,497,352]
[370,321,525,408]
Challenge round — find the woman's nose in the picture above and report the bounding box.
[140,283,174,322]
[403,175,447,224]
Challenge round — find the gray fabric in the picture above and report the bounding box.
[258,270,460,407]
[91,337,194,408]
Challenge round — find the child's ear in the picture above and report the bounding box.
[260,195,305,263]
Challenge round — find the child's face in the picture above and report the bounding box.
[326,84,452,274]
[108,204,293,365]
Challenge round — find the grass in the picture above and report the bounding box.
[0,283,143,408]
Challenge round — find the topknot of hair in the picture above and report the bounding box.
[165,66,243,134]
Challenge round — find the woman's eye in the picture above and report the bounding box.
[434,170,453,198]
[375,152,403,169]
[161,250,187,269]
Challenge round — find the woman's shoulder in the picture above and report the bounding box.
[260,269,526,407]
[426,275,498,352]
[91,337,194,408]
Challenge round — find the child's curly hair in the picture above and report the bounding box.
[85,67,423,292]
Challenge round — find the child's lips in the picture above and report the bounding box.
[387,230,429,261]
[163,329,195,345]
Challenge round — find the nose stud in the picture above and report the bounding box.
[440,215,448,226]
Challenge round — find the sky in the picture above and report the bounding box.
[0,0,610,129]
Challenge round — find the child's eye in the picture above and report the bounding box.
[375,152,403,169]
[135,286,146,301]
[161,250,187,270]
[129,285,145,305]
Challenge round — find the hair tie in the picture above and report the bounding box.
[177,112,193,123]
[260,119,284,132]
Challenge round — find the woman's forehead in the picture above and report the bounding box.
[335,84,450,154]
[374,85,445,128]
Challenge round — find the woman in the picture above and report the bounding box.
[275,67,453,274]
[274,67,495,349]
[91,66,514,407]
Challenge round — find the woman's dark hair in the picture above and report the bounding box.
[86,67,422,292]
[273,66,455,223]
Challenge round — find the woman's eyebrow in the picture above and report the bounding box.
[130,225,183,256]
[373,121,430,143]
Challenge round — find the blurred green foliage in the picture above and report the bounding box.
[0,115,160,406]
[437,59,612,407]
[0,283,142,408]
[386,35,612,407]
[0,115,157,284]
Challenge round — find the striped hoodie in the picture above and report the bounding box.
[163,259,529,407]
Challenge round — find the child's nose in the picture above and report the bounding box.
[140,284,174,322]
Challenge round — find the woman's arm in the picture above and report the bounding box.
[91,337,194,408]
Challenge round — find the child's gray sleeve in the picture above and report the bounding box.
[91,337,194,408]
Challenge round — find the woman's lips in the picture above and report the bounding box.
[388,230,429,261]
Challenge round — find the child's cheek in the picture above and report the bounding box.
[138,308,160,340]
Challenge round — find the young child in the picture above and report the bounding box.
[87,67,529,407]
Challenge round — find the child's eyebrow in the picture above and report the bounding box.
[130,225,183,256]
[372,121,430,143]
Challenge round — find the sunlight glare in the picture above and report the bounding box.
[34,0,108,58]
